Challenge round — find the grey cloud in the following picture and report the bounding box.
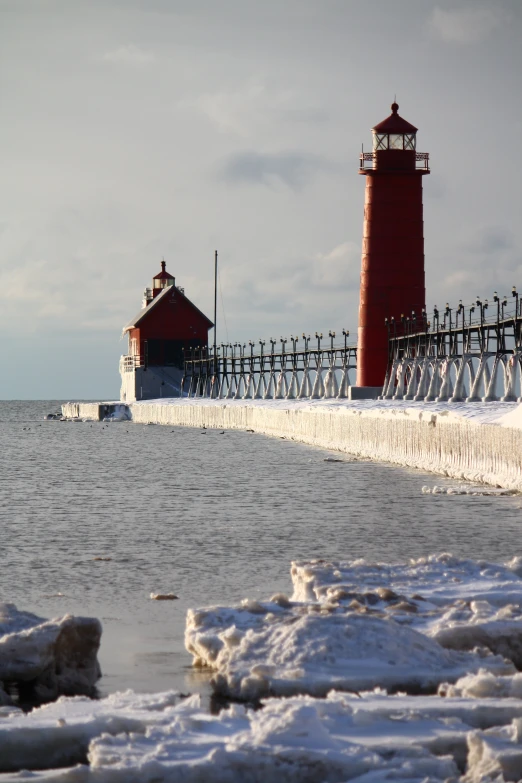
[465,227,514,255]
[281,108,330,125]
[477,228,513,254]
[218,151,330,190]
[101,44,156,65]
[429,6,505,44]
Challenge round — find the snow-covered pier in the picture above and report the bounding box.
[63,398,522,492]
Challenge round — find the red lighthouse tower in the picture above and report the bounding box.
[357,102,430,389]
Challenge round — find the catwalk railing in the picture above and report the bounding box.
[359,151,430,171]
[382,289,522,402]
[181,332,357,400]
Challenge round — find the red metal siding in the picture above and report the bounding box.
[356,171,427,387]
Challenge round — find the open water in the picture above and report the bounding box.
[1,400,522,699]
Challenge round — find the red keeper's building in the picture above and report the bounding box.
[356,102,429,392]
[120,261,213,401]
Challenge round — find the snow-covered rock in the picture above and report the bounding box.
[185,597,513,701]
[0,603,102,702]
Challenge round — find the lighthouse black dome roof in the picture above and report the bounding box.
[372,102,418,134]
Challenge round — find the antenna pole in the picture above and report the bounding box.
[213,250,218,370]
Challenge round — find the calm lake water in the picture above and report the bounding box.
[1,400,521,699]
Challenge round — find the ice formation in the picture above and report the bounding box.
[290,553,522,664]
[421,484,514,495]
[185,598,513,701]
[103,404,131,422]
[0,603,102,703]
[10,688,522,781]
[185,554,522,703]
[464,718,522,782]
[0,689,183,773]
[8,554,522,779]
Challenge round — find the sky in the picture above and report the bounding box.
[1,0,521,399]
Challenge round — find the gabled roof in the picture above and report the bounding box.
[372,102,418,134]
[122,284,214,334]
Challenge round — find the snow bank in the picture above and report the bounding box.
[0,603,102,703]
[12,688,522,781]
[185,596,512,701]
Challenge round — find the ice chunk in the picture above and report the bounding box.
[290,554,522,667]
[185,601,513,701]
[0,689,184,773]
[2,690,466,782]
[290,553,522,609]
[11,688,522,781]
[0,603,101,702]
[422,484,513,495]
[433,616,522,669]
[465,717,522,782]
[441,670,522,700]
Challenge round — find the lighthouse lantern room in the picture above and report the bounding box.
[356,102,430,391]
[120,261,213,401]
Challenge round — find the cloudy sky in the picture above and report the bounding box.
[1,0,521,398]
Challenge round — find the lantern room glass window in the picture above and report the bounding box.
[374,133,388,150]
[372,132,416,151]
[389,134,404,150]
[153,277,175,289]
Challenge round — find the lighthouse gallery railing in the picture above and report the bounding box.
[359,151,430,171]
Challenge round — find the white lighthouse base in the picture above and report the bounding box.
[120,360,183,402]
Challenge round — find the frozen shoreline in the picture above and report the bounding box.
[63,397,522,491]
[9,553,522,781]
